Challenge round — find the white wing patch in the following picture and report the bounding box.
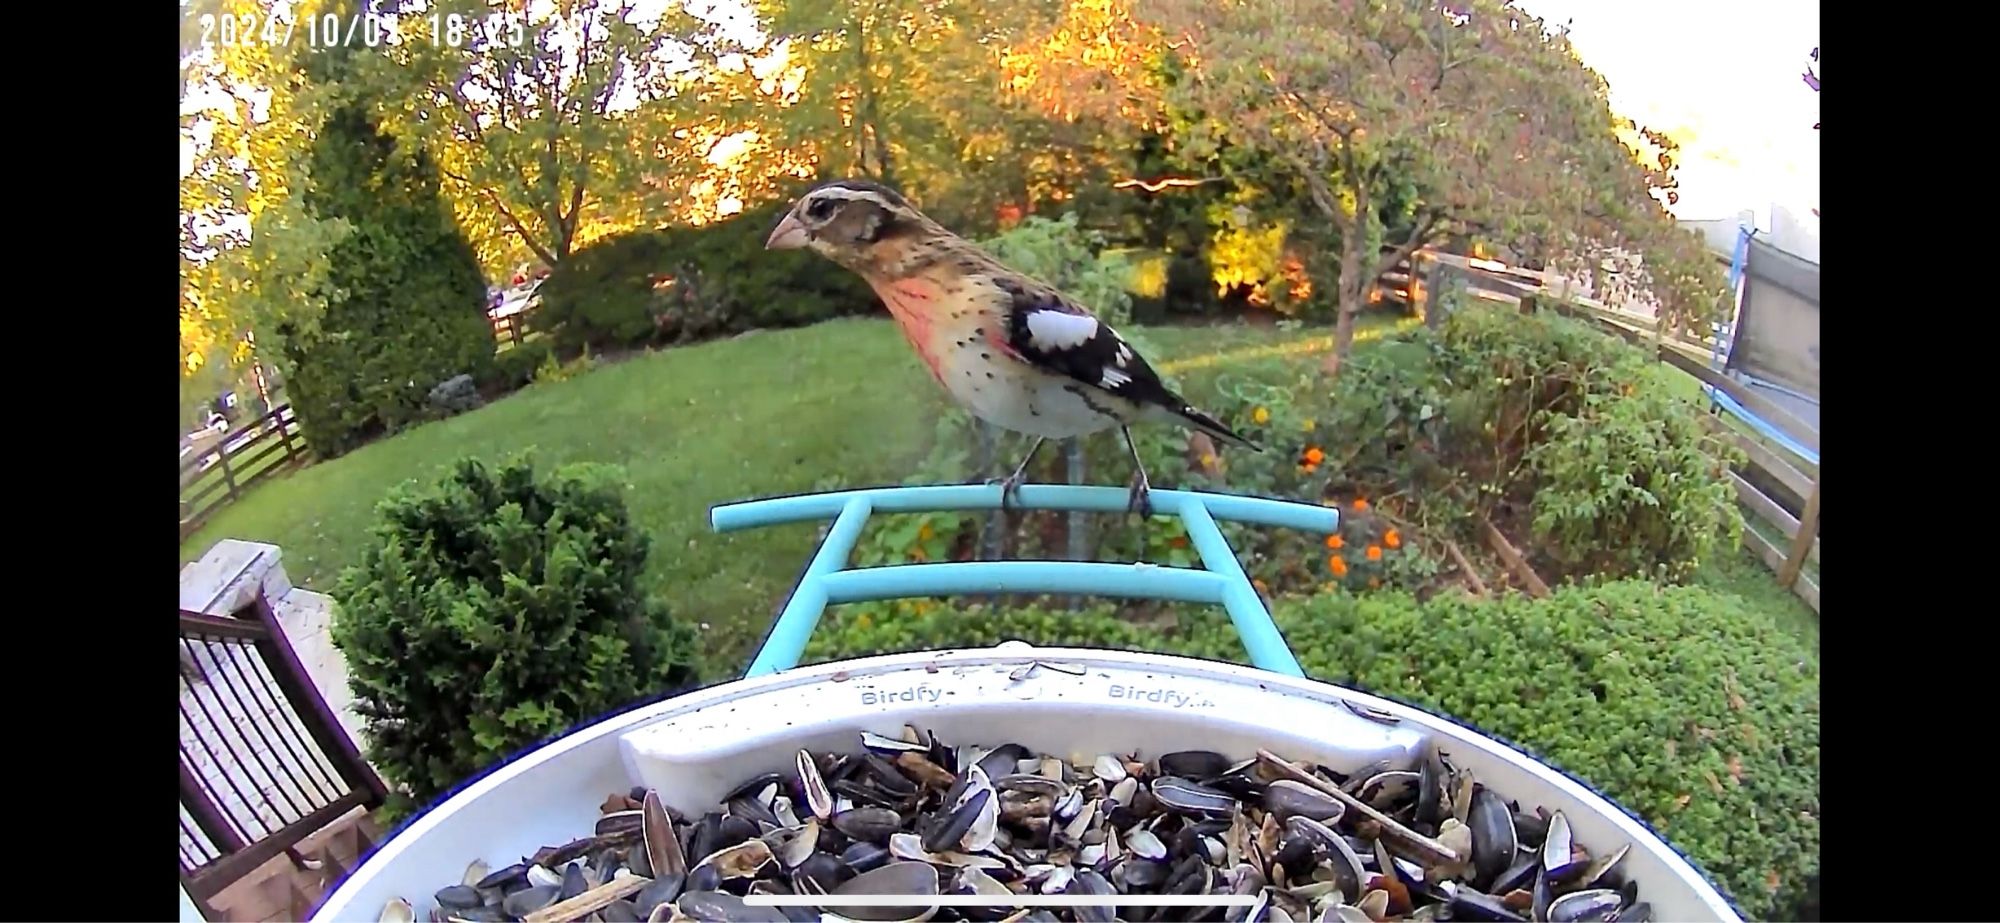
[1024,310,1099,351]
[1100,367,1133,388]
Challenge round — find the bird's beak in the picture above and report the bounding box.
[765,211,810,251]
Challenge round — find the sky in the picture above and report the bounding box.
[1514,0,1820,233]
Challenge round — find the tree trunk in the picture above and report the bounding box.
[1320,235,1369,378]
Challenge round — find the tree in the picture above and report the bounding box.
[738,0,1124,232]
[180,0,344,386]
[1143,0,1726,375]
[268,0,495,457]
[361,0,724,274]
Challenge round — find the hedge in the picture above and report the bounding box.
[531,191,879,355]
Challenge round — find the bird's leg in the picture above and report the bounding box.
[1121,426,1153,518]
[986,436,1045,512]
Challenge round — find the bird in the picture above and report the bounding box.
[764,178,1262,516]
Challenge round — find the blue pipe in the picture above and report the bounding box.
[742,496,873,678]
[714,484,1339,533]
[1181,500,1304,676]
[720,484,1336,679]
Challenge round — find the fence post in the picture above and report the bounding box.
[276,406,296,464]
[218,441,237,498]
[1777,472,1821,589]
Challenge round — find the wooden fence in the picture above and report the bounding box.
[492,307,532,349]
[179,308,536,538]
[180,403,309,540]
[179,595,388,920]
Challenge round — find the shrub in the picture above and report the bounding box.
[279,103,496,459]
[330,456,701,815]
[1432,307,1745,582]
[977,212,1135,325]
[806,582,1819,921]
[649,193,879,332]
[482,340,554,392]
[1199,307,1744,589]
[534,196,879,351]
[530,233,673,356]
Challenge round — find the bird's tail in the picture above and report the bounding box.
[1168,402,1264,453]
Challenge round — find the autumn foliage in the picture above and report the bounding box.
[1138,0,1726,372]
[187,0,1729,409]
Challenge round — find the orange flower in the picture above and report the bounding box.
[1303,446,1325,465]
[1325,534,1345,549]
[1384,529,1401,549]
[1169,535,1189,548]
[1328,555,1348,576]
[1366,544,1383,561]
[1353,497,1370,512]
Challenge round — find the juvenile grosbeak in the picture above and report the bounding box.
[766,179,1262,515]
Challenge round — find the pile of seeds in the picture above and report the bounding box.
[384,726,1653,922]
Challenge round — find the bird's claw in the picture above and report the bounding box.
[985,474,1027,512]
[1126,473,1153,518]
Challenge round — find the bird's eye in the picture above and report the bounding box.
[805,197,838,221]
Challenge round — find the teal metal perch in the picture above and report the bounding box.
[710,484,1339,679]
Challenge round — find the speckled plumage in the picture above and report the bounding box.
[766,179,1262,513]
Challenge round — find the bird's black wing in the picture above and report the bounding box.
[991,276,1179,407]
[989,275,1262,451]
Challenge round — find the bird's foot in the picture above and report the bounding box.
[985,473,1028,512]
[1125,471,1153,518]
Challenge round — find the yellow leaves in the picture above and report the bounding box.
[1335,187,1359,220]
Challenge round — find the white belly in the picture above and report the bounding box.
[938,346,1134,440]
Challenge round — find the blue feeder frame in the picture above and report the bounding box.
[711,484,1339,679]
[1705,223,1819,467]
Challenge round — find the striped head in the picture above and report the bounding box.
[764,179,944,276]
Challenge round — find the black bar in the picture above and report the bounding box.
[180,674,273,842]
[182,789,371,902]
[195,637,317,821]
[178,757,248,857]
[240,648,348,803]
[180,609,268,642]
[247,596,389,805]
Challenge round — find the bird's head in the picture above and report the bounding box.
[765,179,939,273]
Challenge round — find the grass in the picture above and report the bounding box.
[180,315,1358,678]
[182,308,1814,679]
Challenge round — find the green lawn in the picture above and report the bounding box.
[182,310,1814,679]
[180,316,1361,677]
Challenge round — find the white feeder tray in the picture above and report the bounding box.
[311,642,1742,922]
